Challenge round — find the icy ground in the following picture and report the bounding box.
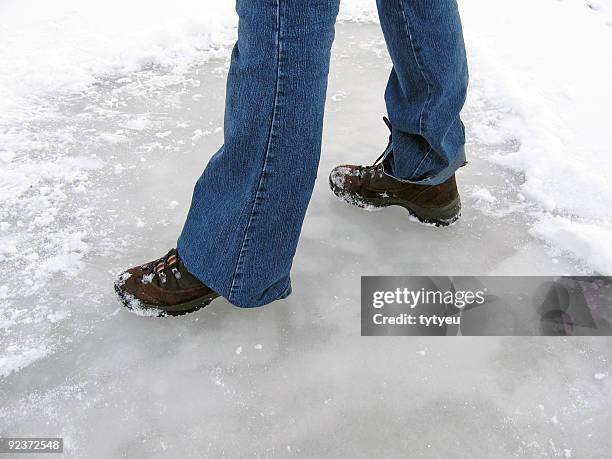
[2,1,612,456]
[1,21,612,457]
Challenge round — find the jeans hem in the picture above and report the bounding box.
[382,146,467,186]
[232,276,293,309]
[178,237,292,308]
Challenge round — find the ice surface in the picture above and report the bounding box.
[1,3,612,458]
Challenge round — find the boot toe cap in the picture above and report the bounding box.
[115,267,161,307]
[329,165,362,193]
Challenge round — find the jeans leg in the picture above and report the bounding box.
[376,0,469,185]
[177,0,340,308]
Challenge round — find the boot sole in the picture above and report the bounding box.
[330,177,461,227]
[114,281,220,317]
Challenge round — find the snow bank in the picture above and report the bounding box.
[460,0,612,273]
[0,0,237,121]
[530,216,612,275]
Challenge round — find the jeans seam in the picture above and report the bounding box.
[398,0,431,136]
[228,0,282,299]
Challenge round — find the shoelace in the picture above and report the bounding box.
[143,249,182,284]
[370,116,393,173]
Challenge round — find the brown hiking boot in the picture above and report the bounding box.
[329,120,462,227]
[114,249,219,317]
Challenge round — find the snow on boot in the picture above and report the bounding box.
[329,118,462,227]
[114,249,219,317]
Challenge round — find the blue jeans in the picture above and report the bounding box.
[178,0,468,307]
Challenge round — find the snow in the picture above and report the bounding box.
[0,346,50,379]
[531,216,612,274]
[0,0,236,122]
[1,0,612,456]
[459,0,612,273]
[470,186,497,204]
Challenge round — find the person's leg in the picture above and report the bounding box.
[177,0,340,308]
[328,0,467,225]
[376,0,469,185]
